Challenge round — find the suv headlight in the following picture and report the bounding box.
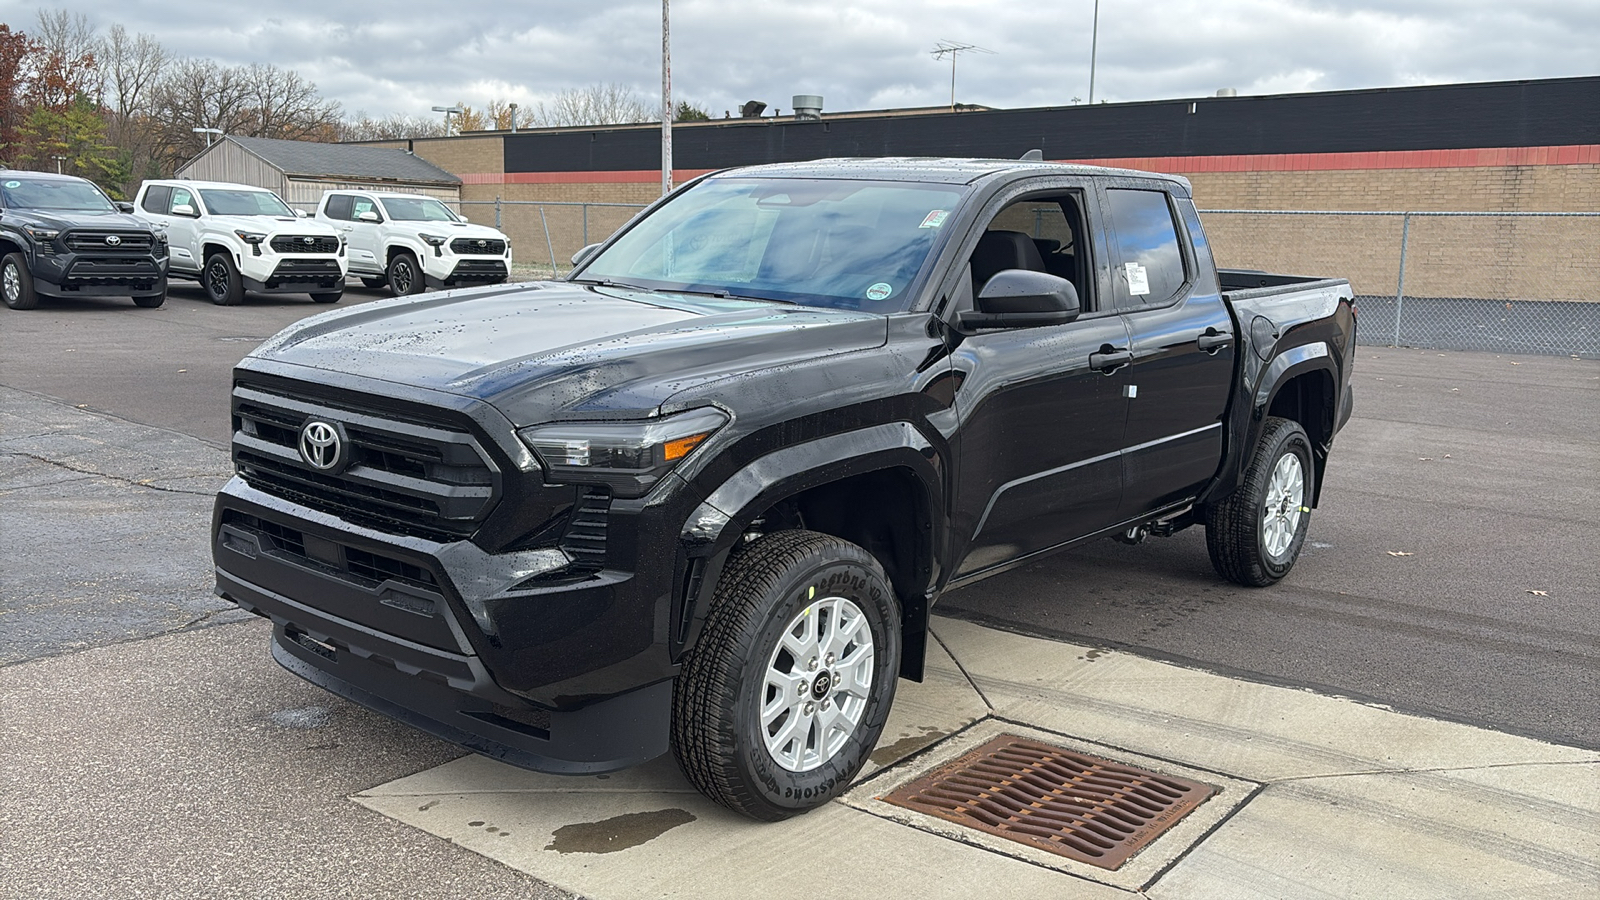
[234,230,268,256]
[23,226,60,242]
[419,233,447,257]
[517,408,728,498]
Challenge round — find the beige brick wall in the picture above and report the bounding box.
[409,136,504,180]
[454,180,657,270]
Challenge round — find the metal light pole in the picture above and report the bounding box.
[431,105,465,135]
[1088,0,1100,104]
[661,0,673,196]
[49,154,67,174]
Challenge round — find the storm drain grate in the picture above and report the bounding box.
[881,734,1215,870]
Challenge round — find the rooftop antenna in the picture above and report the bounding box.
[931,40,995,111]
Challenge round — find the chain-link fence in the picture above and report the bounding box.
[460,200,648,279]
[1200,210,1600,358]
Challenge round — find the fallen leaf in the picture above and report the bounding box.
[1527,590,1548,597]
[1511,362,1521,366]
[1444,454,1452,458]
[177,368,188,373]
[75,404,87,408]
[1418,457,1433,461]
[1386,551,1415,557]
[1450,387,1459,392]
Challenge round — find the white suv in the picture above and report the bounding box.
[134,180,347,305]
[315,190,511,296]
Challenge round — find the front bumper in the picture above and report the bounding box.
[32,251,167,298]
[212,474,680,773]
[241,256,346,293]
[424,257,509,288]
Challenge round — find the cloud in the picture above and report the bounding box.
[5,0,1595,118]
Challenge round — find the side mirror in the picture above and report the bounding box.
[958,270,1081,330]
[115,201,135,213]
[357,210,381,223]
[571,242,602,267]
[171,203,198,218]
[294,208,309,218]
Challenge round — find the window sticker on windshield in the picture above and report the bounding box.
[865,282,894,301]
[918,210,949,229]
[1125,262,1150,296]
[3,181,19,188]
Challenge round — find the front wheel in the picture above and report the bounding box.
[2,253,40,309]
[132,287,166,308]
[359,276,387,289]
[310,290,342,304]
[1205,416,1315,586]
[386,252,423,296]
[671,530,900,821]
[203,253,244,305]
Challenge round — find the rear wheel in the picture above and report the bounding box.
[1205,416,1315,586]
[203,252,244,305]
[672,530,900,821]
[1,253,39,309]
[386,252,423,296]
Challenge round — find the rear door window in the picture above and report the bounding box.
[1105,188,1187,308]
[141,185,172,214]
[324,194,353,220]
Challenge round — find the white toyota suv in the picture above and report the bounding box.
[315,190,511,296]
[133,180,347,305]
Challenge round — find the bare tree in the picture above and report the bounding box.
[338,112,448,141]
[28,8,98,109]
[530,83,655,127]
[239,63,341,140]
[99,25,166,127]
[147,59,342,168]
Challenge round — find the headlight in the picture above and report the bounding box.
[420,233,447,257]
[234,230,267,244]
[517,408,728,498]
[23,226,59,241]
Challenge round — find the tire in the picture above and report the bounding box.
[360,276,387,289]
[672,530,900,821]
[386,252,423,296]
[310,290,342,304]
[203,252,244,305]
[132,287,166,308]
[2,253,40,309]
[1205,416,1315,586]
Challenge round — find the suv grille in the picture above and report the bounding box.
[231,384,498,542]
[270,235,340,254]
[64,230,154,253]
[450,237,506,255]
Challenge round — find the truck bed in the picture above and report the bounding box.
[1219,269,1351,303]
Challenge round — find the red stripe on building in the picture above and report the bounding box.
[456,145,1599,185]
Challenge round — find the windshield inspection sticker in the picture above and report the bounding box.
[918,210,950,229]
[1125,262,1150,296]
[3,181,19,188]
[865,282,894,301]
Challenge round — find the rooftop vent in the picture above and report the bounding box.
[792,94,823,120]
[740,100,768,118]
[1215,88,1237,97]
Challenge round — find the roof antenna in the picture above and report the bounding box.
[1020,149,1044,161]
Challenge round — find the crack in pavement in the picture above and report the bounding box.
[0,450,225,497]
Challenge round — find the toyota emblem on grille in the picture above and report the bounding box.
[298,420,346,471]
[105,235,122,246]
[302,236,314,245]
[476,239,486,247]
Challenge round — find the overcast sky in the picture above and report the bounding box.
[3,0,1595,120]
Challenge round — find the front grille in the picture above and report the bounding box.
[451,237,507,255]
[64,230,154,253]
[232,384,498,542]
[223,511,438,591]
[268,259,342,277]
[271,235,340,254]
[65,257,160,278]
[447,260,508,281]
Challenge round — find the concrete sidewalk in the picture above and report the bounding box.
[354,617,1598,898]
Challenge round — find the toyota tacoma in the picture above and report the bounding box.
[213,158,1355,820]
[0,170,168,310]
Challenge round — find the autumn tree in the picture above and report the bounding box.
[530,83,654,127]
[0,24,39,159]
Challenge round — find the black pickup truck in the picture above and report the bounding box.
[213,158,1354,820]
[0,170,168,309]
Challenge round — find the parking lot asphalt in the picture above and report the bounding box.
[2,283,1597,898]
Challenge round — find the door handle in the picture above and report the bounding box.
[1089,348,1133,374]
[1196,329,1234,354]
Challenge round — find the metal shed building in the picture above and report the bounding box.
[174,135,462,209]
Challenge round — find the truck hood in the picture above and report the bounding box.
[207,215,339,237]
[247,281,888,424]
[8,208,156,233]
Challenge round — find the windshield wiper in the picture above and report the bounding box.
[572,278,794,305]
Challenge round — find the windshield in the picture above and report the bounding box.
[0,176,117,212]
[380,196,460,222]
[198,189,296,217]
[575,177,966,311]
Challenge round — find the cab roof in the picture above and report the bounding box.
[710,157,1191,191]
